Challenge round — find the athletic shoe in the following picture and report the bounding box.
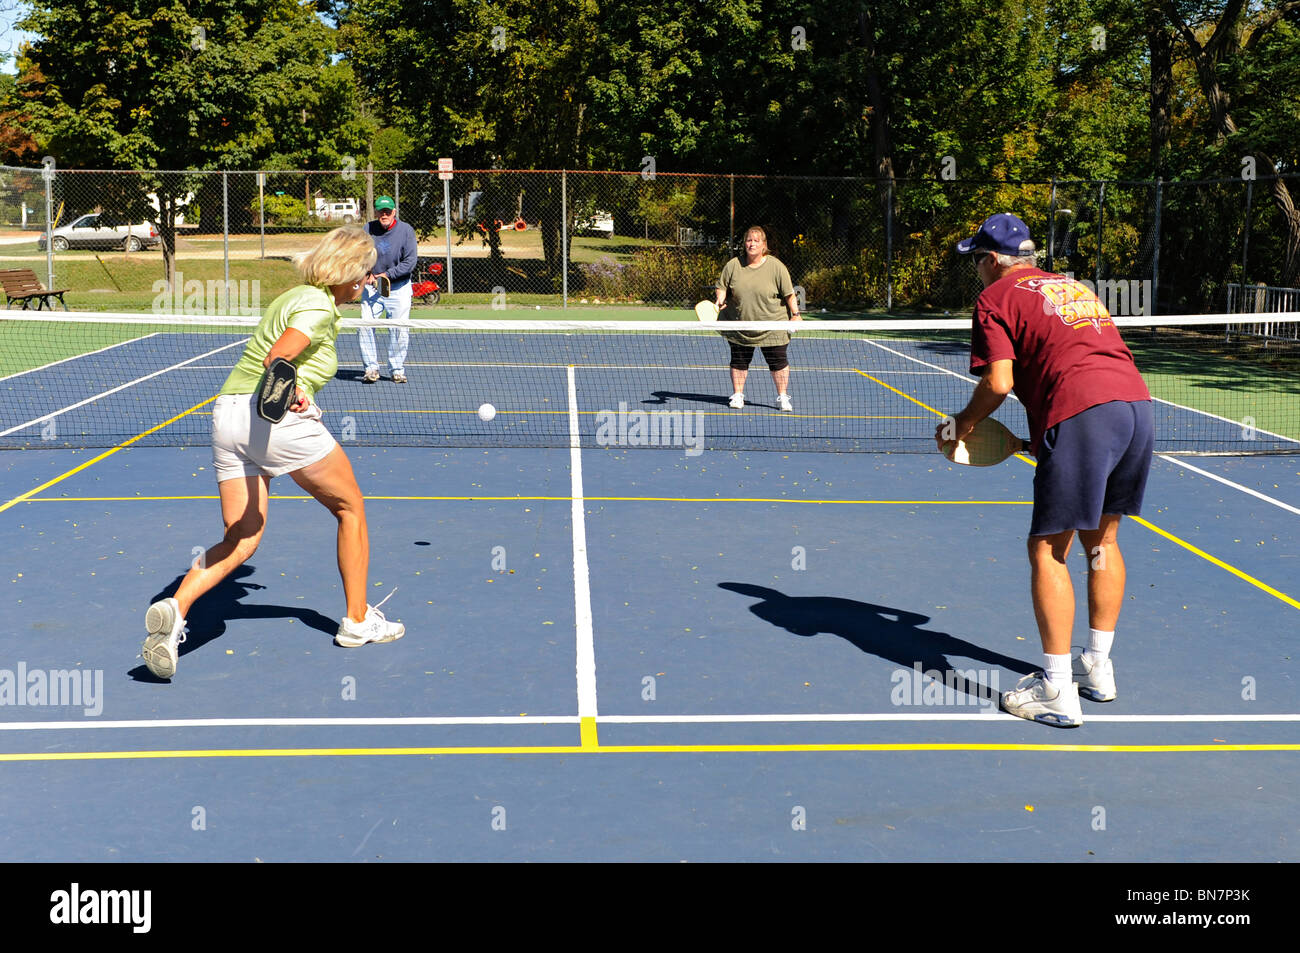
[392,370,407,383]
[363,367,380,383]
[336,589,405,647]
[1073,653,1117,702]
[142,597,187,679]
[1001,672,1083,727]
[729,392,745,409]
[777,394,793,412]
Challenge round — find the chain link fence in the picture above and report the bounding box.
[2,165,1296,315]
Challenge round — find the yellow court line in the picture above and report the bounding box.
[852,369,948,417]
[0,742,1295,762]
[20,495,1033,506]
[0,396,219,515]
[1131,515,1300,610]
[1012,443,1299,610]
[308,409,926,420]
[850,368,1300,612]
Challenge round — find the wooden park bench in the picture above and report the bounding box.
[0,268,71,310]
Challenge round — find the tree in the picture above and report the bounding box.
[1163,0,1300,285]
[17,0,368,288]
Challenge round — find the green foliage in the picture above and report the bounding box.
[256,193,309,227]
[579,247,726,303]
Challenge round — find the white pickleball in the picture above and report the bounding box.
[478,403,497,421]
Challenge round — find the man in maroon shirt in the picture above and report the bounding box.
[938,213,1154,727]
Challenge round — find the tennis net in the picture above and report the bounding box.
[1,311,1296,454]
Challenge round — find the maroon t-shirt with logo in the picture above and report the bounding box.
[970,268,1150,454]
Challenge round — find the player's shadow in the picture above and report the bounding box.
[719,582,1036,703]
[645,390,767,409]
[130,565,338,681]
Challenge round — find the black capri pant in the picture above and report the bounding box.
[728,341,790,372]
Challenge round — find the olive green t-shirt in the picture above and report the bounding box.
[716,256,795,346]
[220,285,342,402]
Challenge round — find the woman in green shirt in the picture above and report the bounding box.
[713,225,802,410]
[142,226,404,680]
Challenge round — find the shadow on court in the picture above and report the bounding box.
[720,582,1036,703]
[130,565,338,682]
[646,391,774,409]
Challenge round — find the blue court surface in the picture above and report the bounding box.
[0,327,1297,867]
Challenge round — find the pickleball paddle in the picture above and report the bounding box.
[941,417,1028,467]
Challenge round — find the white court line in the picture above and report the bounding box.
[1149,395,1298,446]
[0,716,580,730]
[0,712,1294,730]
[857,338,1294,449]
[568,365,598,722]
[0,332,161,383]
[599,713,1300,724]
[1158,455,1300,517]
[0,337,249,438]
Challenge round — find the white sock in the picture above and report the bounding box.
[1083,629,1115,665]
[1043,653,1073,690]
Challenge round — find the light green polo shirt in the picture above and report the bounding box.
[220,285,342,402]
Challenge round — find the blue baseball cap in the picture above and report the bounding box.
[956,213,1035,255]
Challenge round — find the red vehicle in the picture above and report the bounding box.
[411,261,443,305]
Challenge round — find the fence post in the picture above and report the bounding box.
[729,173,735,251]
[1047,178,1057,272]
[43,163,54,291]
[885,177,893,312]
[562,170,568,308]
[1094,180,1105,285]
[1151,178,1162,315]
[1240,177,1254,296]
[222,170,231,313]
[443,173,453,296]
[258,171,266,260]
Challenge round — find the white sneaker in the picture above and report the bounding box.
[777,394,793,412]
[363,367,380,383]
[336,589,405,647]
[1073,653,1117,702]
[729,392,745,409]
[391,370,407,383]
[1001,672,1083,727]
[142,597,187,679]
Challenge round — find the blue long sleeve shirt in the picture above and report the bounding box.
[366,218,418,289]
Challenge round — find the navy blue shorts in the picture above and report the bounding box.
[1030,400,1154,537]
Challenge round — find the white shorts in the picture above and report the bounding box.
[210,393,338,482]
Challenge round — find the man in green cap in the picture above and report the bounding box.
[359,196,418,382]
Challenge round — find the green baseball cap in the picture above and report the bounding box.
[375,196,396,211]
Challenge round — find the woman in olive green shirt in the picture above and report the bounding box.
[142,226,404,680]
[714,225,802,410]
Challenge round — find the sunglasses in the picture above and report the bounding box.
[972,251,993,267]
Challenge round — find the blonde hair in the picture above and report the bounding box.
[743,226,769,258]
[294,226,376,286]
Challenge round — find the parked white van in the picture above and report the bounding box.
[314,199,360,223]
